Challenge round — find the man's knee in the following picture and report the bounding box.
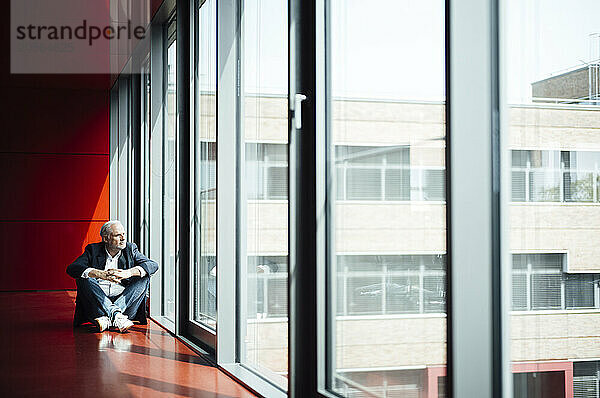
[139,275,150,291]
[134,274,150,284]
[75,278,105,299]
[126,274,150,291]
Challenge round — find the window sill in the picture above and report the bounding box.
[511,309,600,315]
[246,313,448,323]
[511,201,600,206]
[150,315,176,333]
[219,362,287,398]
[336,313,447,321]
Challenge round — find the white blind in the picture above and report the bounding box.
[512,170,526,201]
[531,274,562,309]
[512,274,528,310]
[347,168,382,200]
[423,169,445,201]
[566,274,596,308]
[385,169,410,200]
[573,376,599,398]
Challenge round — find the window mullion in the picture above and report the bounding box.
[527,262,532,310]
[419,262,425,314]
[381,264,387,314]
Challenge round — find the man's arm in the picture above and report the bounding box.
[106,244,157,281]
[66,245,93,279]
[131,243,158,276]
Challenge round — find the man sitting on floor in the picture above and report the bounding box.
[67,220,158,333]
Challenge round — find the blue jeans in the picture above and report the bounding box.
[75,276,150,321]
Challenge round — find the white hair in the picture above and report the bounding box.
[100,220,123,239]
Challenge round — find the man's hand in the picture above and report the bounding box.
[88,269,123,283]
[106,268,137,281]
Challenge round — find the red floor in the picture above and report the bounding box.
[0,291,258,398]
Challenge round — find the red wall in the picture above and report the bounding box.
[0,2,111,290]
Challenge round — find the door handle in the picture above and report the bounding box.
[294,93,307,130]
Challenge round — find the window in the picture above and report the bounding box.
[513,371,568,398]
[511,150,600,203]
[328,1,447,397]
[506,2,600,395]
[240,0,289,387]
[335,145,445,201]
[335,369,426,398]
[512,254,599,311]
[145,13,178,330]
[162,20,177,323]
[574,361,600,398]
[191,0,217,331]
[338,255,446,316]
[563,151,600,203]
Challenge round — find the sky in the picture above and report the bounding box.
[239,0,600,104]
[506,0,600,102]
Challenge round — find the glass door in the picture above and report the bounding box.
[188,0,217,350]
[327,1,448,395]
[238,0,289,389]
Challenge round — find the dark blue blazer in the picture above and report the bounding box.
[66,242,158,326]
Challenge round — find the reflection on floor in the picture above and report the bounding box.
[0,291,257,398]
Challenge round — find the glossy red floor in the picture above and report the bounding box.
[0,291,257,397]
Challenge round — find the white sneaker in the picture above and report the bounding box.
[94,316,111,332]
[112,312,134,333]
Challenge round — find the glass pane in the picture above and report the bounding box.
[148,59,163,322]
[530,274,562,310]
[566,274,596,309]
[266,278,287,317]
[336,369,425,397]
[385,169,410,200]
[573,360,600,397]
[163,35,177,322]
[564,171,594,202]
[348,277,384,315]
[512,274,528,310]
[512,170,526,201]
[241,0,288,387]
[192,0,217,329]
[423,169,445,201]
[346,168,381,200]
[330,0,447,396]
[506,1,600,393]
[529,170,561,202]
[530,254,562,270]
[512,150,530,168]
[423,275,446,313]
